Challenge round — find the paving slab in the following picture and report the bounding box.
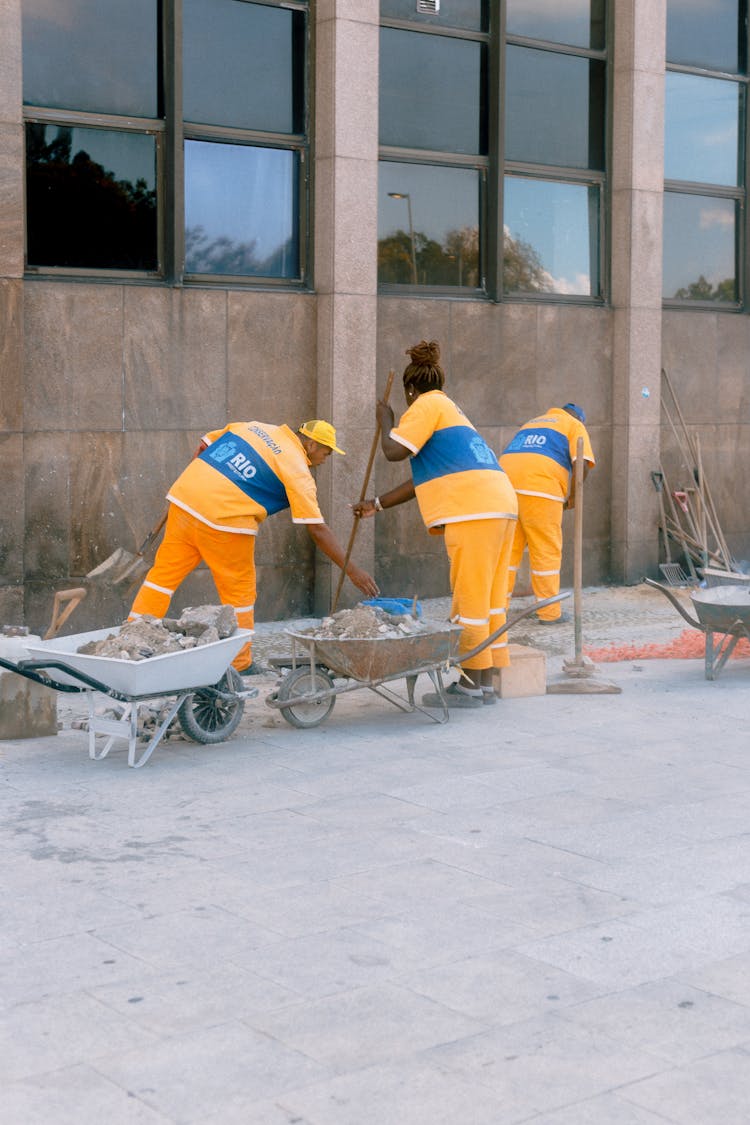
[3,584,750,1122]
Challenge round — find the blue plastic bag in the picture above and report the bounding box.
[361,597,422,619]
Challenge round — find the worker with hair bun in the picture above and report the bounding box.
[354,340,517,708]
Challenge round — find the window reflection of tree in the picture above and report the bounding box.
[378,224,480,286]
[26,123,157,270]
[184,227,296,278]
[377,221,548,291]
[672,275,736,302]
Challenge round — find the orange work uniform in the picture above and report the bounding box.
[499,407,595,621]
[390,391,518,669]
[129,423,324,670]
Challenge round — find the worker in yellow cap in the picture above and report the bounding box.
[128,420,378,673]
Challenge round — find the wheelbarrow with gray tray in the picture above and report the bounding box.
[265,593,569,728]
[645,578,750,680]
[0,627,256,768]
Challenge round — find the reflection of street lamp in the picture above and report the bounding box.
[388,191,418,283]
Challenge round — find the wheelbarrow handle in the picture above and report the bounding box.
[643,578,702,630]
[448,592,571,667]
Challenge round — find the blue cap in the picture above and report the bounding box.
[563,403,586,423]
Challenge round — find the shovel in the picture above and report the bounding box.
[86,509,168,589]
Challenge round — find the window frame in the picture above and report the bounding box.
[21,0,312,289]
[377,0,609,305]
[663,50,748,311]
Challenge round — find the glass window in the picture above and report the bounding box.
[184,141,299,278]
[25,123,157,270]
[505,46,605,170]
[663,192,737,302]
[378,162,481,287]
[665,74,741,187]
[380,0,487,32]
[666,0,745,72]
[503,176,599,296]
[506,0,606,50]
[183,0,304,133]
[22,0,157,117]
[379,28,486,154]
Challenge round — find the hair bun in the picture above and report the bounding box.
[407,340,440,366]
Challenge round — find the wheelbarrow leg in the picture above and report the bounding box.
[705,629,739,681]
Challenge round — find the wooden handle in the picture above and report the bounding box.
[330,370,396,613]
[44,588,87,640]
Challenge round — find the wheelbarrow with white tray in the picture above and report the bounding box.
[0,626,256,768]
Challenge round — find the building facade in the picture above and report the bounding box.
[2,0,750,634]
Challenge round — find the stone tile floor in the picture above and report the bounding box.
[4,582,750,1124]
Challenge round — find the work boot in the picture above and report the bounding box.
[422,682,483,709]
[239,662,266,676]
[482,686,498,705]
[536,612,571,625]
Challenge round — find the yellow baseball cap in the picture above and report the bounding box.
[299,420,346,455]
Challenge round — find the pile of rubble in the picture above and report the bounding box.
[77,605,238,661]
[309,604,431,641]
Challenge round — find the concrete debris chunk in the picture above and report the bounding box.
[172,604,238,638]
[310,604,430,640]
[76,605,237,661]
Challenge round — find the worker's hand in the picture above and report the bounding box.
[376,399,394,431]
[347,565,379,597]
[351,499,377,519]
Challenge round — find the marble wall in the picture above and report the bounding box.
[4,283,319,634]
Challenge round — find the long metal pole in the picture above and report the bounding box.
[573,437,584,662]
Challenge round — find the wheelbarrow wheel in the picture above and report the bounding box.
[177,666,245,744]
[277,666,335,729]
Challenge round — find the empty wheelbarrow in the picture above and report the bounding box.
[645,579,750,680]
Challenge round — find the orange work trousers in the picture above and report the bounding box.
[507,494,564,621]
[444,517,516,671]
[129,505,256,670]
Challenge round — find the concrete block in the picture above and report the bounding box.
[0,635,58,739]
[496,643,546,698]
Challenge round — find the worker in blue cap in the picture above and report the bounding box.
[499,404,595,623]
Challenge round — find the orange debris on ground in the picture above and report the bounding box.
[584,628,750,663]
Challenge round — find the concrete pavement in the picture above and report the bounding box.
[3,583,750,1123]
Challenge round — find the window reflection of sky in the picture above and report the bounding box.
[184,141,294,262]
[22,0,156,116]
[504,177,595,295]
[379,29,483,155]
[662,192,736,297]
[506,0,605,49]
[378,163,479,243]
[666,0,741,71]
[183,0,296,133]
[665,73,740,186]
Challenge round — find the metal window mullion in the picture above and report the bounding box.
[164,0,183,284]
[183,122,305,148]
[378,145,487,169]
[664,179,742,199]
[22,106,163,133]
[506,161,605,187]
[489,0,504,300]
[506,34,605,62]
[379,18,489,45]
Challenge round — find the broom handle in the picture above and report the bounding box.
[330,369,395,613]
